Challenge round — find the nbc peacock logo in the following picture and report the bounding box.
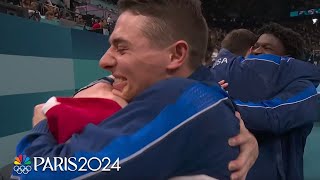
[13,155,32,175]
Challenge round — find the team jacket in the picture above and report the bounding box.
[210,48,320,180]
[12,75,239,180]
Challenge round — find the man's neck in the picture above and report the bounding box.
[168,67,196,79]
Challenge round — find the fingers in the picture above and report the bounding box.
[218,80,229,89]
[230,112,249,146]
[230,169,247,180]
[228,132,248,147]
[229,111,259,180]
[218,80,225,85]
[235,111,241,119]
[221,83,229,89]
[34,103,44,108]
[229,148,254,180]
[33,103,46,127]
[228,133,259,180]
[228,135,255,180]
[228,146,250,171]
[235,112,246,130]
[34,103,45,112]
[228,159,244,172]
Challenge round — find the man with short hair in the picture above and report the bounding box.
[221,29,257,57]
[253,22,305,60]
[210,29,260,100]
[12,0,258,180]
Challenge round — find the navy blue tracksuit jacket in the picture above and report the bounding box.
[211,48,320,180]
[13,76,239,180]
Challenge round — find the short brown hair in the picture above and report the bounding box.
[118,0,208,68]
[221,29,257,57]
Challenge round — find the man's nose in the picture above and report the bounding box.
[99,48,117,72]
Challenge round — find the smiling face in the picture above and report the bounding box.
[99,11,172,102]
[252,33,287,56]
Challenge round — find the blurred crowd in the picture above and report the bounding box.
[88,14,116,35]
[2,0,117,34]
[208,19,320,64]
[1,0,319,63]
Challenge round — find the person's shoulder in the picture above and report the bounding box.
[213,48,241,68]
[150,77,221,93]
[281,57,320,84]
[155,77,198,88]
[283,56,319,67]
[134,77,227,104]
[250,55,320,76]
[244,54,285,65]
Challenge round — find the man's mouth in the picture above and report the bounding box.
[112,76,127,92]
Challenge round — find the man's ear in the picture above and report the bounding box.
[166,40,189,70]
[245,47,253,57]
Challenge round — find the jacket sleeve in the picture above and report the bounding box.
[235,79,319,135]
[211,53,273,102]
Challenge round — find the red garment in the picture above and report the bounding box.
[92,23,101,29]
[44,97,122,144]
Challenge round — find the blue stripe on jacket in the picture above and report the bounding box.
[244,54,288,65]
[234,85,318,108]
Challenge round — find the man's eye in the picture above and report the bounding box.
[252,44,259,49]
[117,48,127,54]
